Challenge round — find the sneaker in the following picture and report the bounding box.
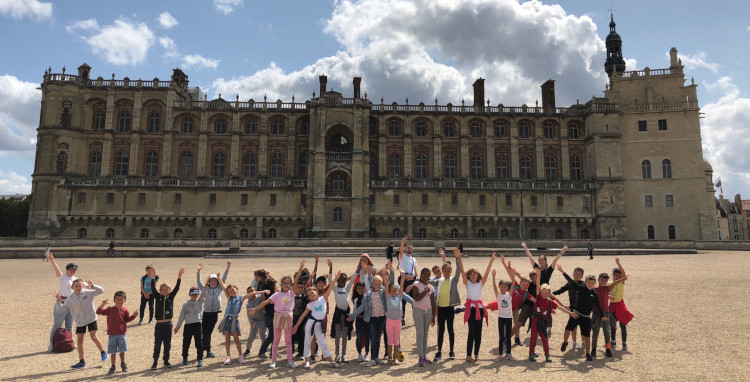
[182,358,189,366]
[138,320,143,325]
[560,342,568,352]
[341,355,349,363]
[330,361,341,368]
[375,358,384,365]
[392,358,401,365]
[528,354,536,362]
[164,361,172,368]
[433,352,442,362]
[454,306,466,314]
[257,352,268,359]
[101,351,109,361]
[148,320,153,325]
[121,362,128,372]
[108,365,116,374]
[506,354,516,361]
[591,348,597,357]
[611,341,616,348]
[71,361,86,369]
[309,355,316,362]
[296,354,305,361]
[334,355,341,363]
[48,344,54,352]
[586,353,593,362]
[269,362,277,369]
[417,357,426,367]
[622,343,628,351]
[401,319,406,326]
[545,355,552,363]
[150,361,158,370]
[357,354,364,362]
[363,354,369,362]
[466,356,474,363]
[239,355,247,364]
[494,355,503,362]
[197,360,203,367]
[449,352,456,360]
[207,352,216,358]
[605,349,613,358]
[573,342,580,350]
[424,357,432,364]
[514,337,522,346]
[288,361,297,368]
[366,360,376,367]
[223,356,232,365]
[243,349,251,357]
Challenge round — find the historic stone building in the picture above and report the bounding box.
[27,17,719,241]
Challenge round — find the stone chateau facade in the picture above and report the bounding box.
[28,17,718,242]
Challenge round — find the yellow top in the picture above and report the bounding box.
[608,281,624,303]
[437,279,451,307]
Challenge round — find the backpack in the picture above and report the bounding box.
[53,327,75,353]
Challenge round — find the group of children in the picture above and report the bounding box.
[49,239,633,373]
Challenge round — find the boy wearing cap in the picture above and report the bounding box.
[174,286,206,367]
[48,252,77,352]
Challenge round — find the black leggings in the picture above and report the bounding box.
[437,306,455,353]
[466,307,484,356]
[610,317,627,343]
[139,294,154,321]
[497,317,513,355]
[201,311,219,353]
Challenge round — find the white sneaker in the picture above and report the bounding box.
[269,362,277,369]
[288,361,297,368]
[334,355,340,363]
[304,361,311,369]
[357,354,364,362]
[363,354,369,362]
[573,342,580,350]
[366,360,376,367]
[330,361,341,368]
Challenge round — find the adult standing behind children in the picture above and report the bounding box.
[48,252,77,352]
[197,261,231,358]
[397,235,417,325]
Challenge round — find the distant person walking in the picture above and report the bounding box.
[107,241,115,257]
[386,242,395,263]
[588,240,594,260]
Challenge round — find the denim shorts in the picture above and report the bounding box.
[107,334,128,354]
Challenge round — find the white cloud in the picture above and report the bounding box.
[214,0,243,15]
[65,18,99,33]
[701,77,750,198]
[158,11,177,29]
[0,75,40,151]
[213,0,608,107]
[159,36,180,60]
[677,50,719,73]
[0,0,52,21]
[624,57,638,71]
[80,19,155,66]
[182,54,220,70]
[0,170,32,194]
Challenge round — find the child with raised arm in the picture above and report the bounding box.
[408,267,436,366]
[255,269,278,358]
[553,266,584,350]
[173,286,205,367]
[292,271,343,369]
[250,260,305,369]
[528,267,576,363]
[491,266,513,361]
[428,247,462,362]
[557,264,602,362]
[591,271,627,358]
[523,242,567,337]
[56,279,107,369]
[197,261,230,358]
[139,266,159,325]
[458,250,495,362]
[47,252,76,352]
[499,255,535,347]
[609,257,634,350]
[331,266,356,363]
[243,283,267,357]
[216,274,260,365]
[97,291,138,374]
[151,268,185,369]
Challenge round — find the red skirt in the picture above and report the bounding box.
[609,299,634,325]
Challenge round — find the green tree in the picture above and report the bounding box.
[0,195,31,237]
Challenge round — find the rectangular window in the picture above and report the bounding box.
[138,193,146,205]
[645,195,653,207]
[658,119,668,131]
[78,192,86,204]
[556,196,563,207]
[582,196,590,210]
[746,211,750,217]
[241,194,248,206]
[479,195,486,206]
[209,193,216,205]
[106,192,114,205]
[270,194,276,206]
[174,193,181,205]
[638,120,647,132]
[665,194,674,207]
[394,194,400,206]
[300,193,307,207]
[530,195,537,207]
[505,194,512,206]
[451,194,458,206]
[421,194,428,206]
[747,221,750,230]
[369,194,375,205]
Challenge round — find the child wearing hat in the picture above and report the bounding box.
[174,286,206,367]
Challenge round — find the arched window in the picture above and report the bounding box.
[174,228,183,239]
[545,156,557,181]
[642,160,652,179]
[179,152,192,177]
[418,228,427,239]
[415,154,428,179]
[580,229,590,239]
[56,151,67,173]
[495,121,506,138]
[299,152,308,179]
[77,228,87,239]
[144,151,158,177]
[415,120,427,137]
[647,225,655,239]
[271,152,284,178]
[212,152,226,177]
[568,123,580,139]
[243,152,256,178]
[208,228,217,239]
[89,151,102,176]
[662,159,672,179]
[496,155,508,180]
[555,229,564,239]
[529,228,539,239]
[267,228,277,238]
[470,155,483,179]
[182,116,193,133]
[392,228,401,238]
[520,155,533,180]
[444,154,456,179]
[105,228,115,239]
[388,153,400,178]
[570,156,582,181]
[444,121,455,137]
[300,118,310,136]
[271,117,284,135]
[501,228,510,239]
[519,121,530,138]
[450,229,459,239]
[215,117,227,134]
[478,229,487,239]
[389,120,400,136]
[245,117,256,134]
[93,111,105,132]
[668,225,676,240]
[333,207,343,223]
[140,228,149,239]
[369,153,377,179]
[118,111,131,132]
[147,112,160,133]
[544,121,554,139]
[114,151,129,176]
[470,121,482,137]
[240,228,249,239]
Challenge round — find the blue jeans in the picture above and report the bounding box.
[50,301,73,345]
[369,316,385,360]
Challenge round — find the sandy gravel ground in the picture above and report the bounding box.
[2,251,748,381]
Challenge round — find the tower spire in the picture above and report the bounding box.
[604,13,626,77]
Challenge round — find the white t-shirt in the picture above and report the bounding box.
[497,292,513,318]
[400,255,417,276]
[466,281,483,309]
[59,274,77,298]
[306,296,328,321]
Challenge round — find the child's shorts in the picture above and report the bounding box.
[107,334,128,354]
[517,305,533,325]
[75,321,98,334]
[565,315,592,337]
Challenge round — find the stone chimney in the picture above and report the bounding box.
[472,78,485,111]
[541,79,555,110]
[319,75,327,96]
[353,77,361,99]
[669,47,679,67]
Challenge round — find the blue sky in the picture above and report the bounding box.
[0,0,748,199]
